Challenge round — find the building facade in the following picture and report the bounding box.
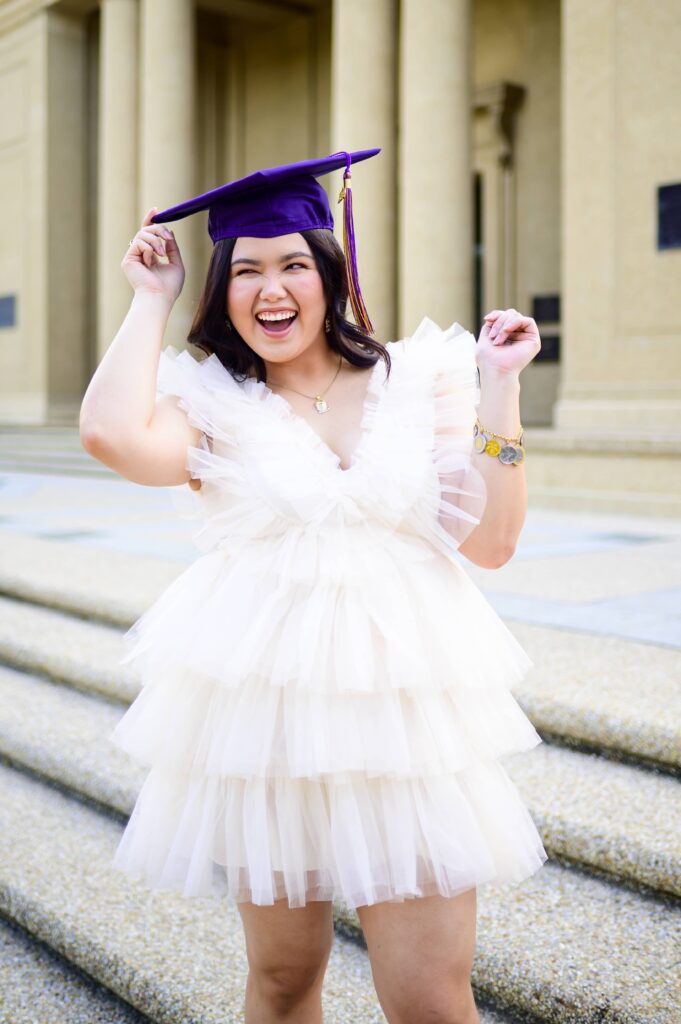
[1,0,680,515]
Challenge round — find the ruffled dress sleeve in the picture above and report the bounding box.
[431,320,487,547]
[394,318,487,557]
[154,345,284,555]
[153,345,244,538]
[156,345,216,443]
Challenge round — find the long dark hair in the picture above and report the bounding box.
[186,228,391,382]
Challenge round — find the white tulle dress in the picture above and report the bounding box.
[108,317,548,910]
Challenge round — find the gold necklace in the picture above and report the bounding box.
[266,354,343,414]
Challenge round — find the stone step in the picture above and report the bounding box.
[1,760,678,1024]
[509,620,680,774]
[0,661,678,903]
[0,553,678,775]
[0,532,178,627]
[0,456,113,478]
[0,427,110,475]
[0,427,83,444]
[0,436,86,451]
[0,915,150,1023]
[0,595,140,705]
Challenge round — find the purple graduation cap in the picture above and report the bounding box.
[151,148,380,335]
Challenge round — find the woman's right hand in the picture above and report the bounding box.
[122,207,185,304]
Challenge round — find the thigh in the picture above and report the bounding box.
[356,888,478,1022]
[237,896,335,974]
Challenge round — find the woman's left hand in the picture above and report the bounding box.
[476,308,542,377]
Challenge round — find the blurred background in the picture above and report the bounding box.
[0,5,680,1022]
[0,0,680,516]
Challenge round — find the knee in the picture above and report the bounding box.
[250,959,328,1012]
[391,985,479,1024]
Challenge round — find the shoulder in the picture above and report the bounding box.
[157,345,242,402]
[386,318,479,395]
[156,345,204,398]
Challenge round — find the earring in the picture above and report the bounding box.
[224,315,232,332]
[325,315,331,333]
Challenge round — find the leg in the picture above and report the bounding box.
[356,887,480,1024]
[237,896,335,1024]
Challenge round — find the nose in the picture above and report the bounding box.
[259,272,288,301]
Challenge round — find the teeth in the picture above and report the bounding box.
[257,311,296,322]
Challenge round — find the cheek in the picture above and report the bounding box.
[295,278,326,312]
[227,280,255,314]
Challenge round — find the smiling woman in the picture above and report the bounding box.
[186,228,390,391]
[80,148,547,1024]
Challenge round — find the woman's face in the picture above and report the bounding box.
[227,233,328,367]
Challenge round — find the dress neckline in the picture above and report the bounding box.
[242,357,387,474]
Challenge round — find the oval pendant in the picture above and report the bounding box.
[314,397,329,414]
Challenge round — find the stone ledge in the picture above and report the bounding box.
[0,916,148,1024]
[523,427,681,456]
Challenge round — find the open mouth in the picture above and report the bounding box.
[255,312,298,335]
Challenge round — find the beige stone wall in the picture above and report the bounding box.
[557,0,681,432]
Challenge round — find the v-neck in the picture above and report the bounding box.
[244,357,387,474]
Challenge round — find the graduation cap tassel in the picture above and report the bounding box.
[338,168,375,335]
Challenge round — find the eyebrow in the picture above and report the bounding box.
[231,251,312,267]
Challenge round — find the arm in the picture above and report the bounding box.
[79,209,200,487]
[457,366,524,568]
[457,307,541,569]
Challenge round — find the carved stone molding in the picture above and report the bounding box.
[474,81,525,168]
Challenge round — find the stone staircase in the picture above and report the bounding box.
[0,531,679,1023]
[0,426,112,478]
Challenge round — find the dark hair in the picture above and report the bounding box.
[186,228,391,382]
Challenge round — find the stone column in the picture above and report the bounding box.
[555,0,681,433]
[330,0,397,343]
[139,0,199,347]
[97,0,139,361]
[399,0,473,335]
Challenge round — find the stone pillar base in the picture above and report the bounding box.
[553,393,681,434]
[524,427,681,518]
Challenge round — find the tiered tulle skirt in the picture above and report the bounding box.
[109,525,548,909]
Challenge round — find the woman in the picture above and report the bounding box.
[80,150,547,1024]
